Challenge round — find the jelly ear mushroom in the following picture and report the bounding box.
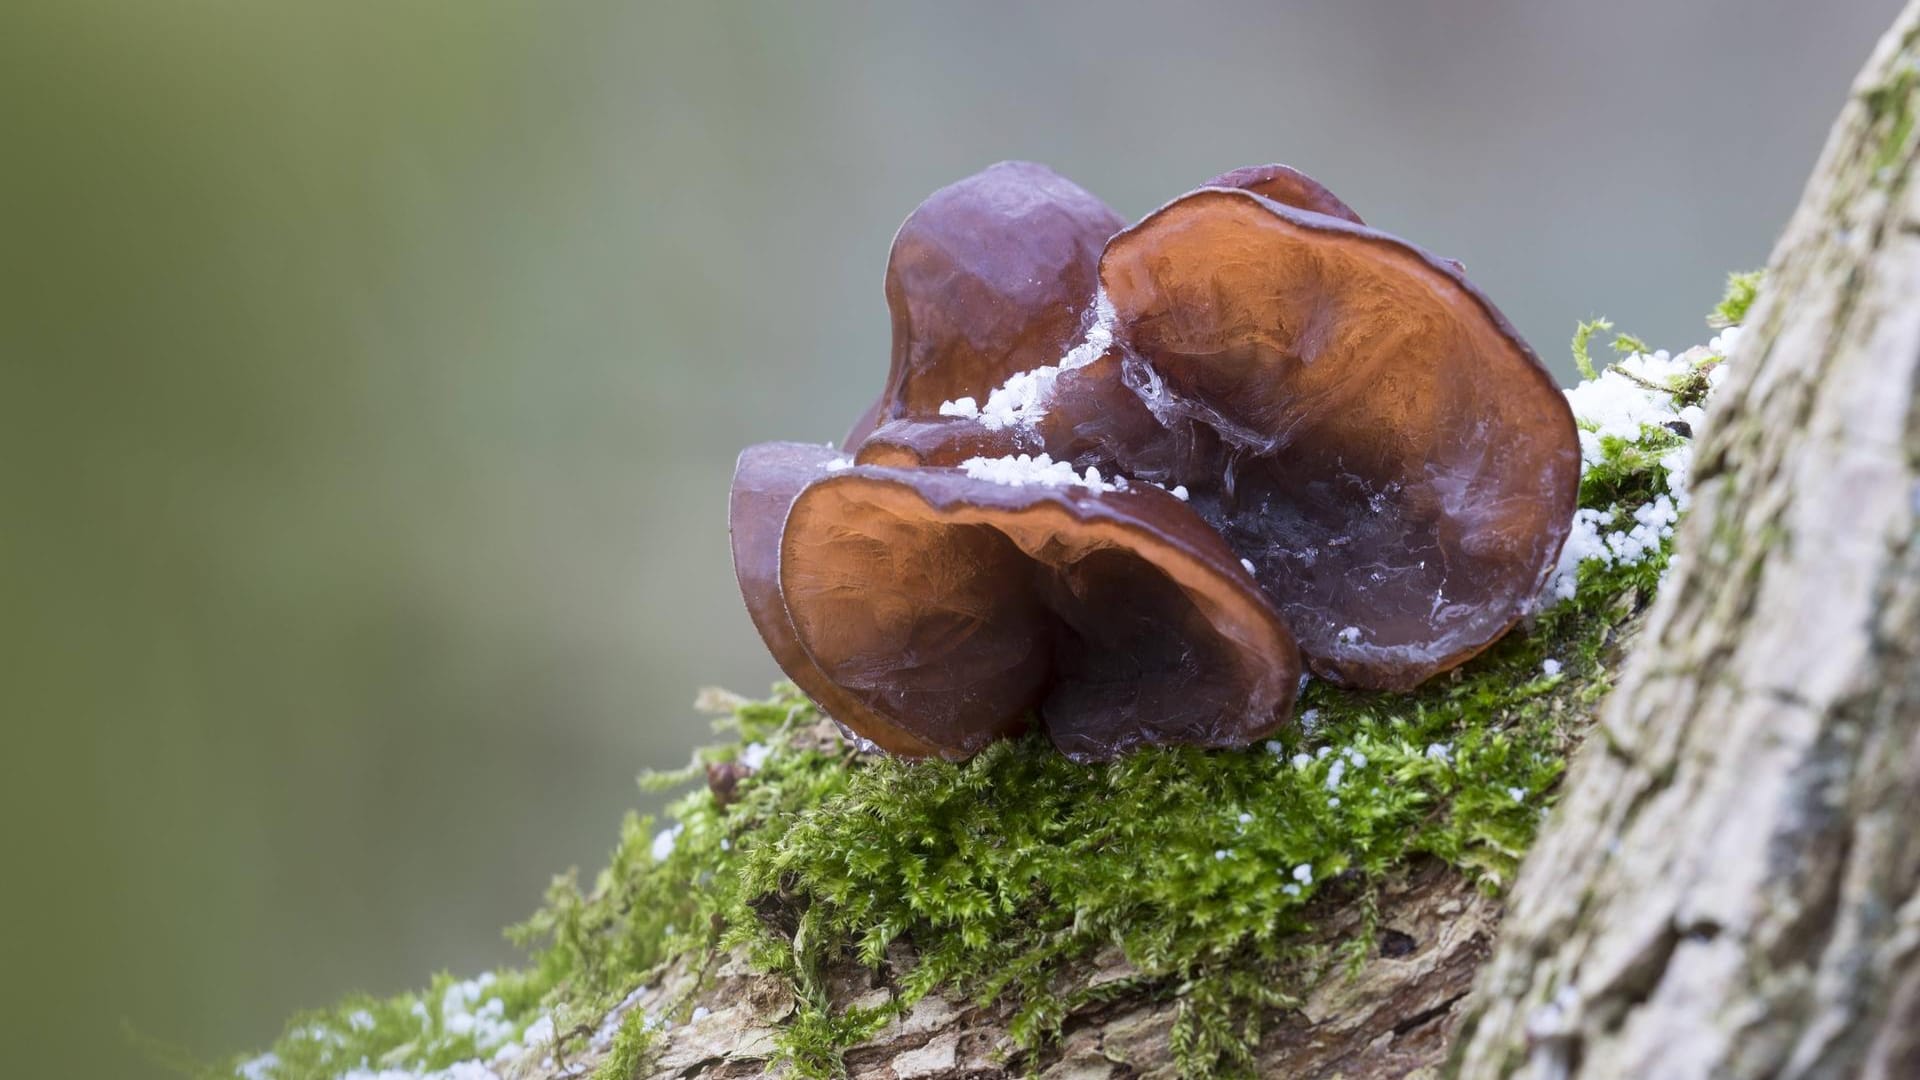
[1100,188,1581,690]
[777,467,1301,761]
[845,161,1126,449]
[728,442,946,757]
[1203,163,1364,225]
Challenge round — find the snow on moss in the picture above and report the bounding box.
[1542,321,1741,605]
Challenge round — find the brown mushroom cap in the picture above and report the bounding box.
[1203,163,1364,225]
[729,441,946,757]
[845,161,1126,449]
[777,465,1301,761]
[1096,188,1580,690]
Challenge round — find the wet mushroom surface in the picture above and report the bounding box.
[1202,162,1366,225]
[730,160,1580,759]
[776,464,1300,761]
[846,160,1125,449]
[1095,188,1580,689]
[729,441,947,758]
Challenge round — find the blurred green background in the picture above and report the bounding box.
[0,1,1901,1075]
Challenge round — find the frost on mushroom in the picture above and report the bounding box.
[845,161,1125,448]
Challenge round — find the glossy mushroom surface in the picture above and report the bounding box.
[776,466,1301,761]
[846,161,1126,448]
[729,441,946,757]
[1097,188,1580,689]
[1202,163,1364,225]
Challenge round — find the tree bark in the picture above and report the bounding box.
[561,5,1920,1076]
[1454,2,1920,1076]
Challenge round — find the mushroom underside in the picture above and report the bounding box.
[1088,187,1579,687]
[777,468,1301,760]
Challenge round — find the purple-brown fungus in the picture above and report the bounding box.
[730,161,1579,759]
[844,161,1125,450]
[1097,189,1580,688]
[776,465,1299,762]
[1203,162,1366,225]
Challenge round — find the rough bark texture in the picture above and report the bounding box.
[535,7,1920,1076]
[1454,4,1920,1077]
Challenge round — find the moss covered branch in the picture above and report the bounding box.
[208,266,1764,1079]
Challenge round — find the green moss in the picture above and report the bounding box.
[1570,317,1657,381]
[1709,270,1763,329]
[1570,317,1610,380]
[591,1009,662,1080]
[218,293,1747,1080]
[216,969,556,1080]
[510,544,1656,1079]
[1863,45,1920,174]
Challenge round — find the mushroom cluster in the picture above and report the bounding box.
[730,162,1580,762]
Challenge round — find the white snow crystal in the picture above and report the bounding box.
[1337,626,1362,644]
[957,452,1126,493]
[945,293,1117,431]
[1325,758,1347,790]
[651,823,683,862]
[1292,863,1314,884]
[1541,321,1740,609]
[738,741,773,770]
[519,1014,555,1048]
[1541,658,1562,677]
[439,975,515,1050]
